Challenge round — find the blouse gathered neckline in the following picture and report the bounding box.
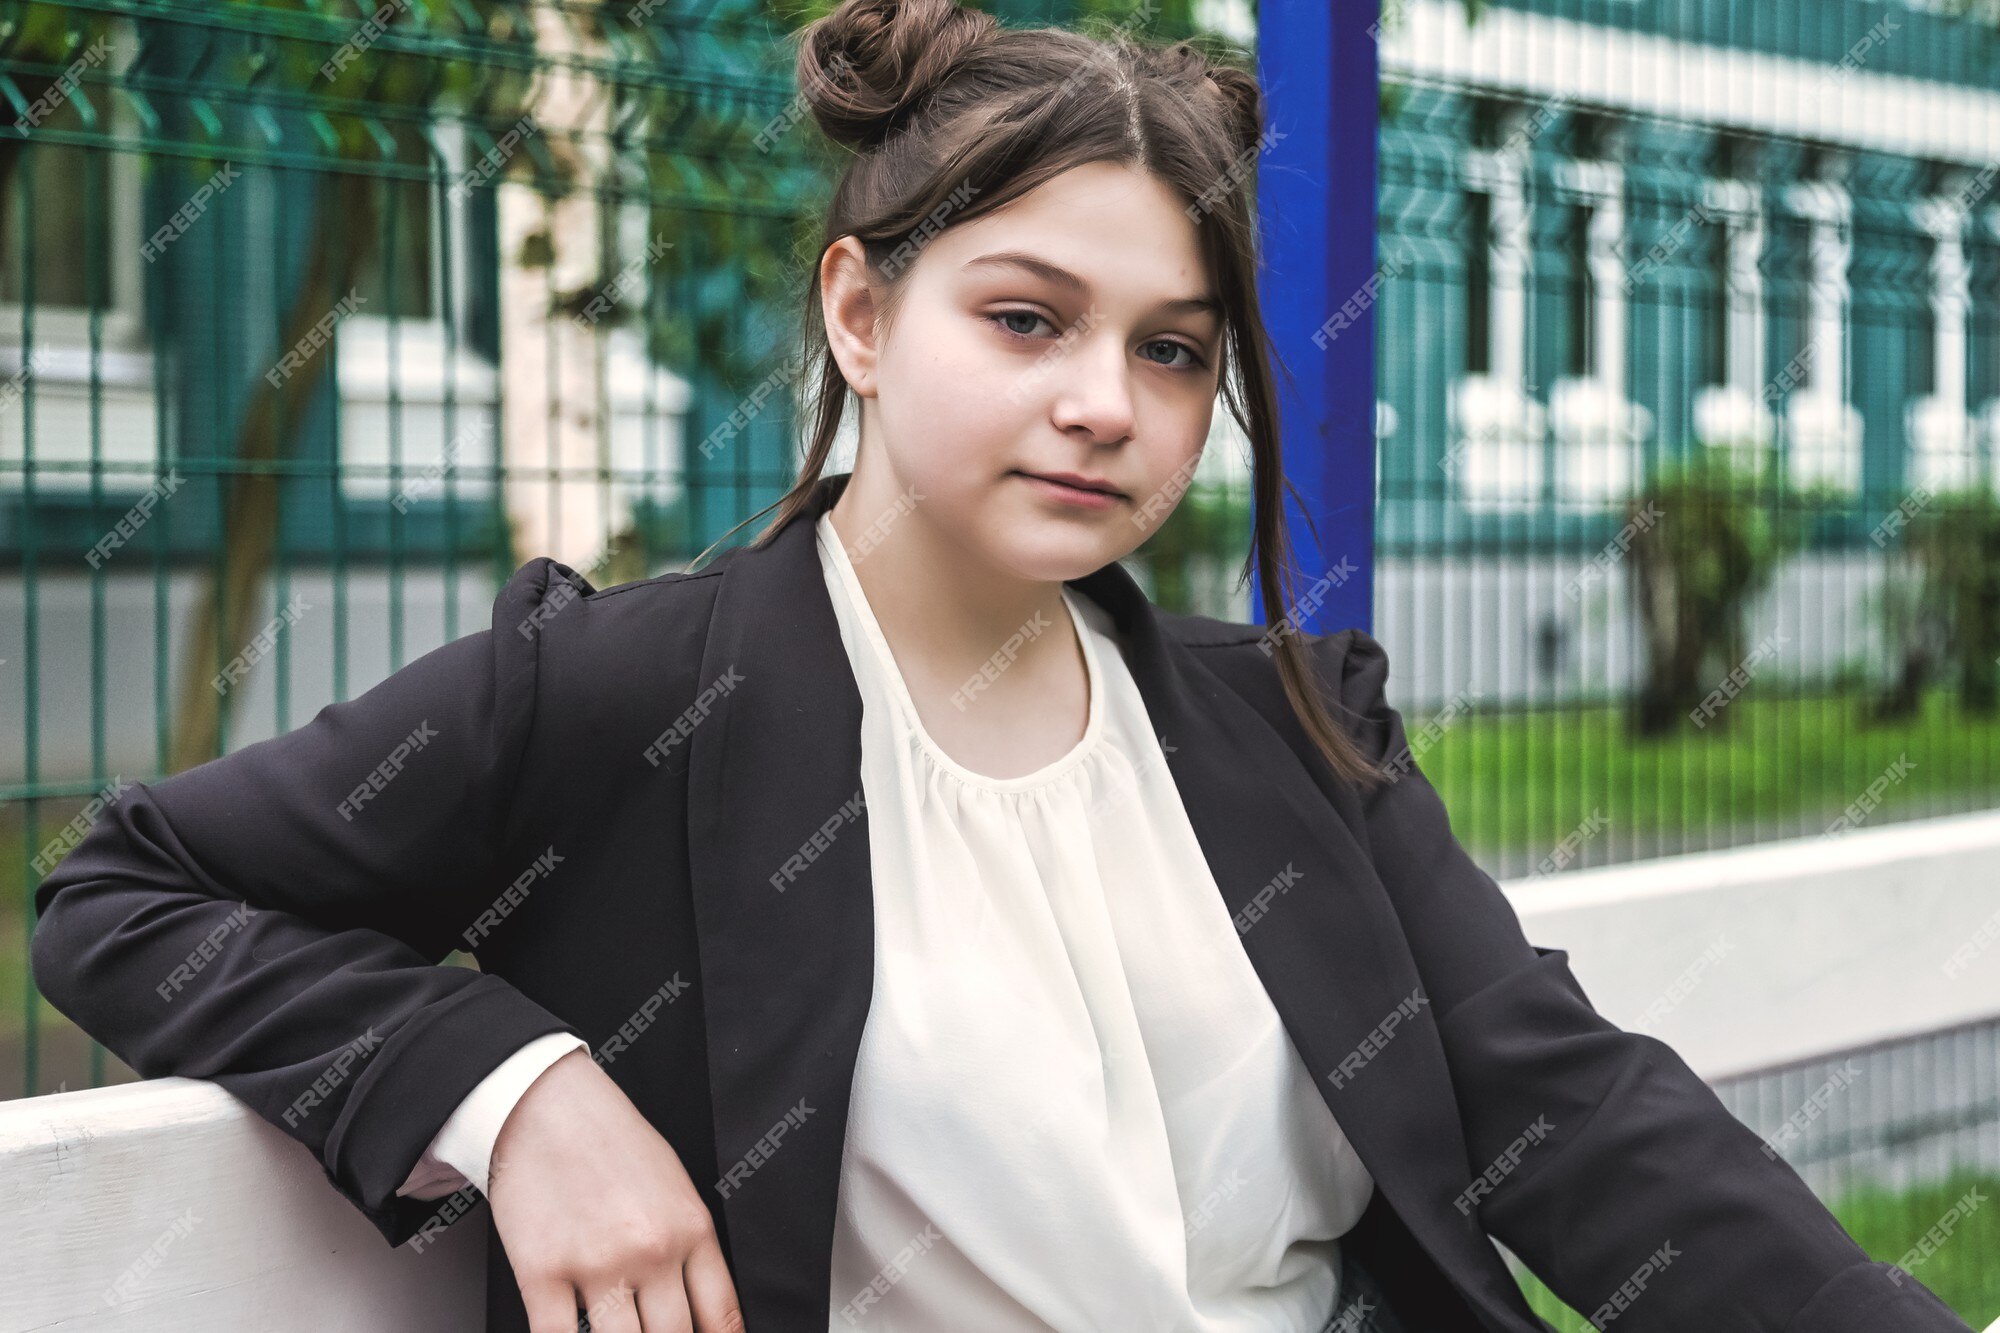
[814,511,1107,796]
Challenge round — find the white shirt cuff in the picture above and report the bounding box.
[396,1031,590,1200]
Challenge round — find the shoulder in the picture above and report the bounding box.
[493,554,736,712]
[501,553,732,614]
[488,554,744,792]
[1163,609,1391,715]
[499,555,731,645]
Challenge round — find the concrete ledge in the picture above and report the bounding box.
[1505,808,2000,1081]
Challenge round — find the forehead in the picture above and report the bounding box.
[916,162,1216,309]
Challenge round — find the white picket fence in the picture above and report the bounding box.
[6,810,2000,1330]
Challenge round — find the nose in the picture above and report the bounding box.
[1043,331,1138,445]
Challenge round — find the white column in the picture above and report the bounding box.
[1724,184,1768,399]
[1693,174,1774,453]
[1451,105,1546,512]
[1486,143,1530,390]
[1585,163,1626,402]
[1781,176,1862,494]
[1907,187,1972,493]
[1549,151,1649,506]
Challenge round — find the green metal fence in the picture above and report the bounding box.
[1376,0,2000,879]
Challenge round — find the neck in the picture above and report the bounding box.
[821,462,1079,699]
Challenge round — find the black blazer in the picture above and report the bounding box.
[31,469,1973,1333]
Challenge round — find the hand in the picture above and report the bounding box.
[487,1048,745,1332]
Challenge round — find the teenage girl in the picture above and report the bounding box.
[30,2,1976,1331]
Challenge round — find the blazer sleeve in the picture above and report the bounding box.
[29,556,592,1249]
[1318,627,1975,1333]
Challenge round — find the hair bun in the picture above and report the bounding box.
[797,0,997,151]
[1201,63,1266,162]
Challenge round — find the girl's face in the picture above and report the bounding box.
[827,161,1223,584]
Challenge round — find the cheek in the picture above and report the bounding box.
[876,388,1003,488]
[1136,423,1210,493]
[874,317,1036,472]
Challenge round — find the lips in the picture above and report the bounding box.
[1013,470,1126,499]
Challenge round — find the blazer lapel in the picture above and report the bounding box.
[684,471,1515,1330]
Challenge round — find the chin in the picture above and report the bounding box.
[988,529,1123,584]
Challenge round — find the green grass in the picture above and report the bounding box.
[1425,686,2000,860]
[1512,1170,2000,1329]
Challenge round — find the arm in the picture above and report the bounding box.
[1317,627,1974,1333]
[397,1031,591,1200]
[31,557,592,1248]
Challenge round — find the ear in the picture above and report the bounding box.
[820,235,884,400]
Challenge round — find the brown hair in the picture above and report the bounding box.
[708,0,1383,790]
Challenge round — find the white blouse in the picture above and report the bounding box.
[400,512,1377,1331]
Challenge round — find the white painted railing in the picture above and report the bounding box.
[6,810,2000,1329]
[0,1076,486,1331]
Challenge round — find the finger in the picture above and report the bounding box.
[578,1277,642,1333]
[681,1239,745,1333]
[635,1265,696,1333]
[520,1277,584,1333]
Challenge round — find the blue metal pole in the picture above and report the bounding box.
[1252,0,1380,636]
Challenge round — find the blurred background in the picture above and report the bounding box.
[0,0,1995,1326]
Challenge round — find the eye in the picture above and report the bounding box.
[984,309,1211,373]
[1142,338,1207,371]
[985,309,1057,339]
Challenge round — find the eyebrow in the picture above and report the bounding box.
[960,249,1223,320]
